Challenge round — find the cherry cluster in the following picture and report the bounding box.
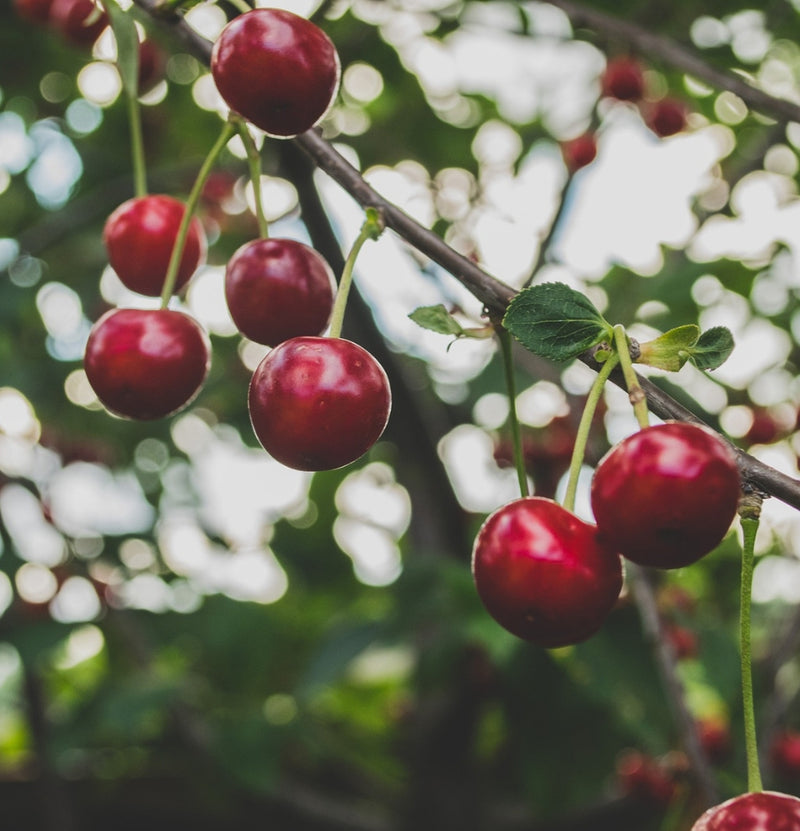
[561,55,690,174]
[82,7,390,472]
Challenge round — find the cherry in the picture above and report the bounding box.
[591,422,741,569]
[691,791,800,830]
[248,336,391,471]
[561,133,597,173]
[471,497,623,648]
[696,716,732,763]
[745,408,784,446]
[103,195,207,297]
[601,56,646,101]
[665,622,699,660]
[84,308,210,420]
[49,0,108,47]
[616,750,678,807]
[647,97,688,137]
[14,0,53,24]
[137,38,167,95]
[225,238,337,347]
[211,8,340,137]
[771,731,800,780]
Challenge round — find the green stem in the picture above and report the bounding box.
[613,324,649,429]
[159,119,236,308]
[562,351,619,513]
[739,505,763,793]
[497,325,528,499]
[127,81,147,197]
[235,117,269,239]
[226,0,252,14]
[327,209,384,339]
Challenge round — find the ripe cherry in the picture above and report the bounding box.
[696,716,732,764]
[211,8,340,137]
[49,0,108,47]
[471,497,622,648]
[647,97,688,137]
[14,0,53,24]
[225,238,337,347]
[601,56,646,101]
[561,133,597,173]
[84,308,210,420]
[771,731,800,780]
[691,791,800,830]
[591,422,741,569]
[248,336,391,471]
[137,38,166,95]
[616,750,678,807]
[103,195,207,297]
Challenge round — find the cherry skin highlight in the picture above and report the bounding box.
[691,791,800,830]
[84,308,211,420]
[225,238,337,347]
[248,336,391,471]
[471,497,623,648]
[591,422,741,569]
[211,8,340,138]
[103,195,207,297]
[49,0,107,47]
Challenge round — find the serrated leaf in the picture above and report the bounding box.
[408,305,467,337]
[105,0,140,98]
[689,326,735,370]
[502,282,612,362]
[637,324,700,371]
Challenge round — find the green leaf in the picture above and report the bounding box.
[105,0,140,98]
[637,324,700,371]
[502,282,612,362]
[689,326,735,370]
[409,304,467,336]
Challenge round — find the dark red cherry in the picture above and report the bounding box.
[103,195,207,297]
[84,308,210,420]
[137,38,166,95]
[14,0,53,24]
[692,791,800,830]
[225,238,337,346]
[601,56,646,101]
[49,0,108,47]
[248,336,391,471]
[471,497,623,648]
[591,422,741,569]
[210,8,340,137]
[647,97,688,137]
[771,731,800,780]
[561,132,597,173]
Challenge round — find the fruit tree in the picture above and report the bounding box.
[4,1,800,829]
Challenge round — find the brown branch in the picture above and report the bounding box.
[128,1,800,516]
[543,0,800,126]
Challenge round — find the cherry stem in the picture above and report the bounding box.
[739,493,764,793]
[497,325,528,499]
[612,323,649,429]
[562,349,619,514]
[159,118,236,309]
[227,0,252,13]
[127,88,147,198]
[327,208,384,340]
[234,117,269,239]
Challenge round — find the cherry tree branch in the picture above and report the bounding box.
[542,0,800,125]
[131,0,800,516]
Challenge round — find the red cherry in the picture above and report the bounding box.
[696,716,732,763]
[692,791,800,830]
[103,195,207,297]
[601,56,646,101]
[248,336,391,471]
[84,308,211,420]
[647,97,688,137]
[225,238,337,347]
[665,623,699,660]
[471,497,623,648]
[14,0,53,24]
[616,750,677,807]
[211,8,341,137]
[591,422,741,569]
[561,133,597,173]
[137,38,166,95]
[771,731,800,779]
[49,0,108,47]
[745,408,783,446]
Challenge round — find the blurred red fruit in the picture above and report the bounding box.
[647,97,688,137]
[616,750,677,807]
[561,133,597,173]
[601,56,646,101]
